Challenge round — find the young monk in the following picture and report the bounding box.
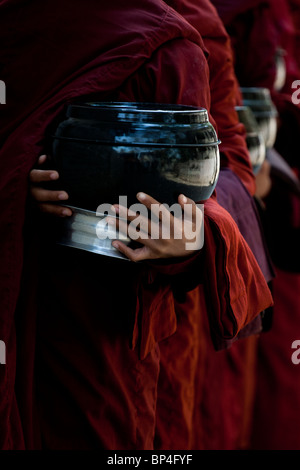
[0,0,273,449]
[153,0,274,451]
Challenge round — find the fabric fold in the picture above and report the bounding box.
[203,197,273,350]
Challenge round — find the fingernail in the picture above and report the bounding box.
[62,209,72,216]
[181,194,188,204]
[137,192,146,201]
[58,192,68,200]
[50,172,59,180]
[112,241,119,249]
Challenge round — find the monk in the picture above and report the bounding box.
[212,0,300,450]
[152,0,274,451]
[0,0,273,449]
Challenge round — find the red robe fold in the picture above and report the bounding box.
[0,0,272,449]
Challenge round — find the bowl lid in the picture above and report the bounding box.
[66,101,209,125]
[240,88,278,117]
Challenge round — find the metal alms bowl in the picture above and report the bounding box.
[235,105,266,173]
[240,87,278,149]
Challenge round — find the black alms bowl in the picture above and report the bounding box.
[240,88,278,149]
[48,102,220,210]
[235,105,266,173]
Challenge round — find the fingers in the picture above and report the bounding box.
[29,154,72,217]
[112,203,153,235]
[108,192,203,261]
[37,154,47,165]
[178,194,199,222]
[107,215,152,245]
[111,240,153,262]
[29,185,72,217]
[30,154,58,183]
[30,168,59,184]
[136,192,173,224]
[111,200,164,245]
[112,192,175,237]
[38,203,73,217]
[111,191,202,244]
[30,186,69,203]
